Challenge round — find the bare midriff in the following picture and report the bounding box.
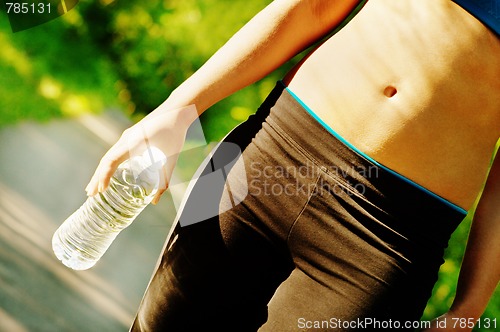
[283,0,500,211]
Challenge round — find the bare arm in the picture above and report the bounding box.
[86,0,361,200]
[162,0,361,113]
[451,151,500,321]
[427,151,500,331]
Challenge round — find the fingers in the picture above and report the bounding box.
[85,143,129,196]
[84,104,196,200]
[85,165,102,196]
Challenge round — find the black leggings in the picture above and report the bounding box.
[130,82,466,331]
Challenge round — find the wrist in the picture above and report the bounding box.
[157,85,202,127]
[154,102,199,130]
[165,77,211,113]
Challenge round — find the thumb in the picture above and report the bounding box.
[152,187,167,205]
[151,152,179,205]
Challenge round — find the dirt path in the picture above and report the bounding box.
[0,111,176,331]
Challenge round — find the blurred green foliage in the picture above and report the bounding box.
[0,0,497,328]
[0,0,290,141]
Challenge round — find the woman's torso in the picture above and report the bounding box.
[284,0,500,211]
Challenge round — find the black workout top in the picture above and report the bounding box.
[452,0,500,35]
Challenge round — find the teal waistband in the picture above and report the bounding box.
[284,85,467,216]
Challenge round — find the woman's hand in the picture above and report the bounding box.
[85,104,198,204]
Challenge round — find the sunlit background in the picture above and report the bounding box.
[0,0,498,331]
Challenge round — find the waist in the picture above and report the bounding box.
[281,0,500,209]
[283,66,500,210]
[258,81,467,245]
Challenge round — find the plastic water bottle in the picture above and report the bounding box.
[52,147,166,270]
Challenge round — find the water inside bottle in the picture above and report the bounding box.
[52,157,160,270]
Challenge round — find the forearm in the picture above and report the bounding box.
[161,0,360,114]
[450,213,500,320]
[450,156,500,321]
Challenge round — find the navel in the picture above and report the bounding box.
[383,85,398,98]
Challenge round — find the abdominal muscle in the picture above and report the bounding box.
[283,0,500,210]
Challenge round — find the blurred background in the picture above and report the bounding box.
[0,0,497,331]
